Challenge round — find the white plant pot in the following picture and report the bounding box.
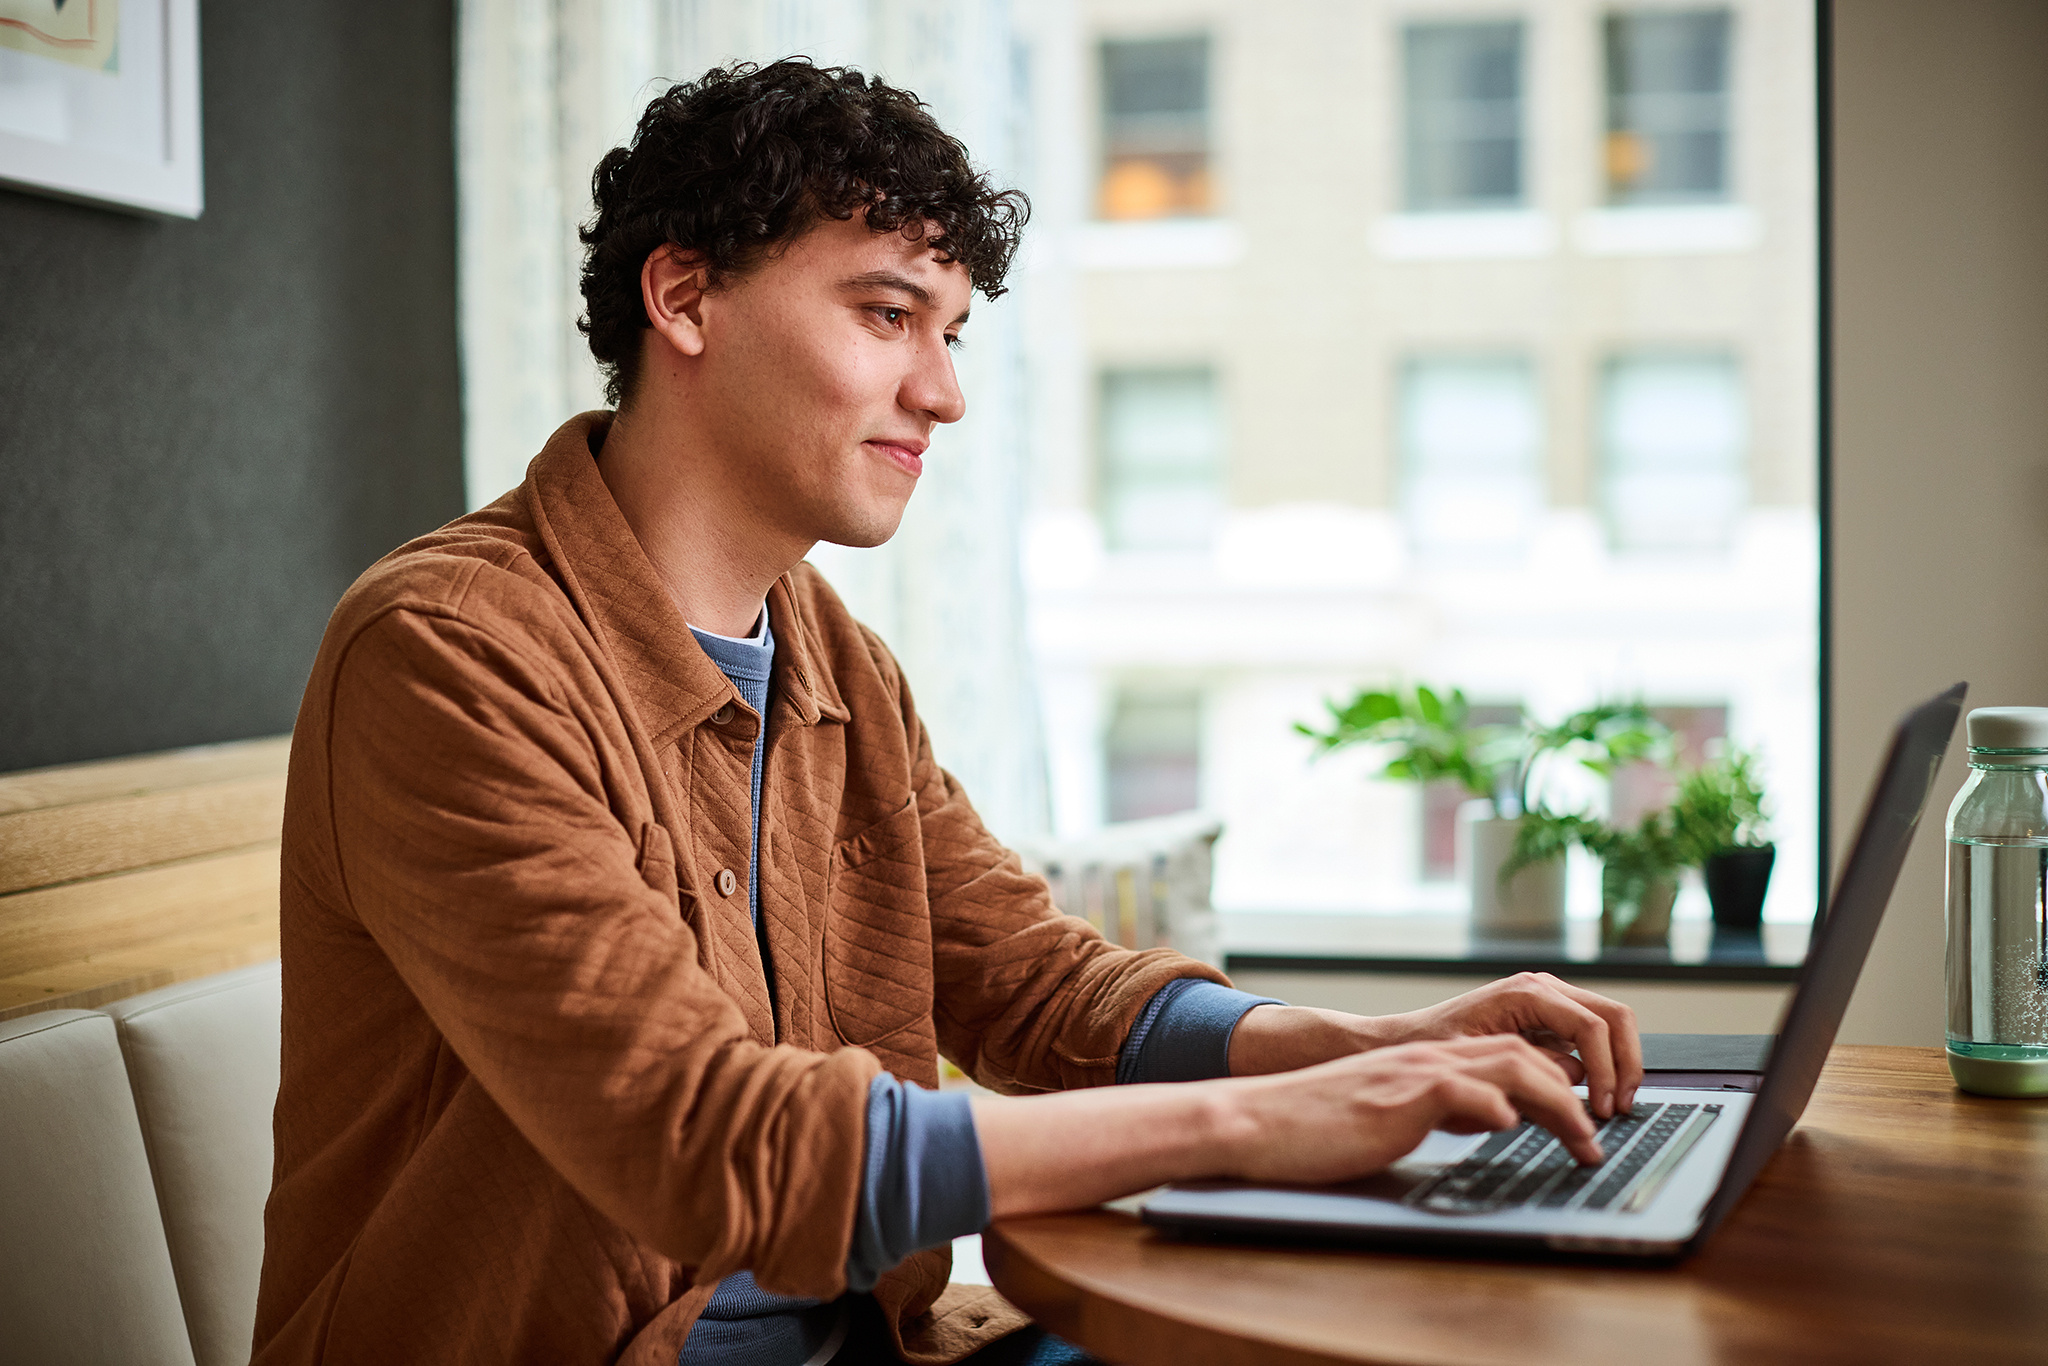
[1458,803,1567,940]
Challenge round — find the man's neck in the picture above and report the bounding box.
[593,403,808,638]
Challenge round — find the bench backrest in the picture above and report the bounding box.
[0,960,282,1366]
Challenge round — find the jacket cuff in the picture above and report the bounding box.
[1116,979,1284,1085]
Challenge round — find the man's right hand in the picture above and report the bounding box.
[972,1033,1600,1219]
[1217,1034,1604,1183]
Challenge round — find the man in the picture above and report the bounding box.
[253,60,1641,1366]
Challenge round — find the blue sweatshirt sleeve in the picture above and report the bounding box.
[844,1075,989,1293]
[1115,978,1284,1085]
[842,980,1286,1291]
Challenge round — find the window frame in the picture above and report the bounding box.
[1601,6,1739,206]
[1400,17,1531,213]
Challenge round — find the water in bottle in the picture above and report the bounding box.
[1946,706,2048,1096]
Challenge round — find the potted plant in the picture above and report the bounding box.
[1296,685,1540,934]
[1505,740,1775,950]
[1671,745,1775,933]
[1297,689,1668,940]
[1501,806,1686,949]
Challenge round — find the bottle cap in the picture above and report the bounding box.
[1966,707,2048,750]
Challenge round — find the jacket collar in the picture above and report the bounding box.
[766,574,851,727]
[523,413,848,745]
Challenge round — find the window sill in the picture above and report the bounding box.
[1073,218,1245,271]
[1373,210,1554,260]
[1218,911,1808,983]
[1574,204,1761,255]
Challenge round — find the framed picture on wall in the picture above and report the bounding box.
[0,0,202,217]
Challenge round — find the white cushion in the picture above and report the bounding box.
[103,961,282,1366]
[0,1009,197,1366]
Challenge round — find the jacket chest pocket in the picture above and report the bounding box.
[823,799,935,1051]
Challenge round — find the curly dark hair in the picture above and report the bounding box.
[578,58,1030,406]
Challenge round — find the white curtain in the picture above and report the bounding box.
[456,0,1048,839]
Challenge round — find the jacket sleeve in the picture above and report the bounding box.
[873,649,1232,1094]
[322,604,879,1299]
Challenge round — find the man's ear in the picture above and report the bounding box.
[641,245,710,362]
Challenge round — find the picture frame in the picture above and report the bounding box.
[0,0,202,218]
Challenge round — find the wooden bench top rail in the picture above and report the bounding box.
[0,736,290,893]
[0,736,288,1021]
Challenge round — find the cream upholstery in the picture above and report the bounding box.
[0,1010,198,1366]
[103,962,282,1366]
[0,962,281,1366]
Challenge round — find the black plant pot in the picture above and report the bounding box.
[1703,845,1776,931]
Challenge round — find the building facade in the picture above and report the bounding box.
[1015,0,1819,926]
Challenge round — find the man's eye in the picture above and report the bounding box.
[875,307,907,327]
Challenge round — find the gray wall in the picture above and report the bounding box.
[0,0,463,773]
[1832,0,2048,1044]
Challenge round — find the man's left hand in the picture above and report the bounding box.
[1227,972,1642,1118]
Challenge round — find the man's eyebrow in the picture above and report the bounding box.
[839,270,972,328]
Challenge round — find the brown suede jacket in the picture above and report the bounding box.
[251,414,1226,1366]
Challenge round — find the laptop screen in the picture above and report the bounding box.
[1690,683,1964,1246]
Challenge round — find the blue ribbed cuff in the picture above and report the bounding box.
[845,1075,989,1293]
[1117,979,1284,1085]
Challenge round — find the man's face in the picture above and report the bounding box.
[681,212,972,549]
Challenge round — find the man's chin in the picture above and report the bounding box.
[817,510,908,550]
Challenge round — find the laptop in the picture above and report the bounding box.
[1142,683,1966,1260]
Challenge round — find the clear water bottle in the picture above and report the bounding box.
[1946,706,2048,1096]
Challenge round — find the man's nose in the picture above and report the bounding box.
[904,342,967,425]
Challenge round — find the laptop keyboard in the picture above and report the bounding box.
[1408,1102,1723,1216]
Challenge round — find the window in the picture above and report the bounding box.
[1098,35,1212,220]
[1604,9,1735,203]
[1099,369,1224,553]
[1599,352,1747,552]
[1403,21,1526,210]
[1105,687,1203,822]
[1399,356,1545,558]
[471,2,1821,948]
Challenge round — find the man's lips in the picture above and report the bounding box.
[865,439,926,477]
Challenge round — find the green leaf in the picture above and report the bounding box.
[1357,691,1403,724]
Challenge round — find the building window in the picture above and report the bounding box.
[1106,687,1203,822]
[1599,352,1746,552]
[1098,35,1212,220]
[1099,368,1224,553]
[1398,356,1545,558]
[1403,20,1526,211]
[1610,704,1730,827]
[1604,9,1734,203]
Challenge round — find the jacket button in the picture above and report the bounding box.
[710,703,734,725]
[716,868,738,897]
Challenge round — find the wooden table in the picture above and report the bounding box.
[984,1047,2048,1365]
